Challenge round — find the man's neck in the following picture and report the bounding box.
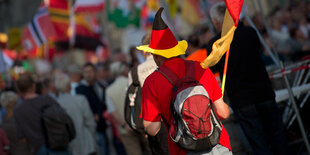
[23,92,38,99]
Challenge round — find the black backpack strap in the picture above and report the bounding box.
[185,60,196,79]
[156,65,178,85]
[131,66,140,86]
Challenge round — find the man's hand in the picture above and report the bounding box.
[143,120,161,136]
[94,114,99,122]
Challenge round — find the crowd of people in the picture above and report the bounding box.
[0,1,310,155]
[251,1,310,64]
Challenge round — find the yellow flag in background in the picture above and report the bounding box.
[200,9,236,68]
[166,0,178,18]
[8,28,23,51]
[181,0,201,26]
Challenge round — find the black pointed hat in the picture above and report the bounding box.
[136,7,187,58]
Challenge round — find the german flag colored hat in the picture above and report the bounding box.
[136,7,187,58]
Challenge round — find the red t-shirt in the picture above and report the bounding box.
[141,58,231,155]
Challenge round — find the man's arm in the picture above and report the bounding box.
[213,98,230,120]
[143,120,161,136]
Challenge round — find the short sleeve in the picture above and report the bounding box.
[140,79,161,122]
[208,69,223,101]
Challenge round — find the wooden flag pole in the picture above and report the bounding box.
[221,48,230,95]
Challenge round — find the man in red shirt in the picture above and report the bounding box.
[137,8,231,155]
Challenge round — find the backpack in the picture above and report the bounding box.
[124,66,144,134]
[41,101,76,150]
[157,60,223,151]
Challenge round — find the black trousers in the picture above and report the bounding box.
[232,100,290,155]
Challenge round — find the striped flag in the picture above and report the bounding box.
[74,0,105,13]
[47,0,70,41]
[22,5,56,52]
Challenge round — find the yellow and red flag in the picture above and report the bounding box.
[200,0,244,94]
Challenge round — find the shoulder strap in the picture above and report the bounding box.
[185,60,196,79]
[131,66,140,86]
[156,65,178,85]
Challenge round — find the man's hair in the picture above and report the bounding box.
[83,62,96,71]
[17,74,35,93]
[67,64,82,75]
[210,2,226,25]
[96,62,110,71]
[110,61,127,77]
[0,91,18,110]
[54,73,70,93]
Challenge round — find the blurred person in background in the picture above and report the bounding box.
[66,64,83,95]
[199,26,214,48]
[55,73,97,155]
[76,63,109,155]
[112,50,128,65]
[41,77,57,100]
[252,13,267,35]
[186,33,207,62]
[128,33,169,155]
[96,63,113,88]
[14,74,70,154]
[106,62,150,155]
[129,47,140,68]
[0,91,31,155]
[269,14,293,58]
[289,27,310,60]
[129,46,145,69]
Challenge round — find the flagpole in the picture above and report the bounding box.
[221,48,230,95]
[254,0,310,153]
[69,0,75,64]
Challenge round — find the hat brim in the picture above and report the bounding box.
[136,40,188,58]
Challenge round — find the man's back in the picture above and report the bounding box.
[141,57,230,155]
[14,95,56,153]
[57,94,96,155]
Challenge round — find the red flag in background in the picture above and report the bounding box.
[47,0,103,50]
[47,0,70,41]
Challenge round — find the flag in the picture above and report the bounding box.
[200,0,243,94]
[0,49,14,73]
[48,0,70,41]
[140,0,159,30]
[8,28,22,51]
[107,0,141,28]
[74,0,105,13]
[200,0,243,68]
[181,0,205,26]
[75,14,101,38]
[166,0,177,18]
[22,5,56,52]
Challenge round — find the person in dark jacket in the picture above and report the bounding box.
[76,63,109,155]
[207,2,290,155]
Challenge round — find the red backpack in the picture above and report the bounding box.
[157,60,222,151]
